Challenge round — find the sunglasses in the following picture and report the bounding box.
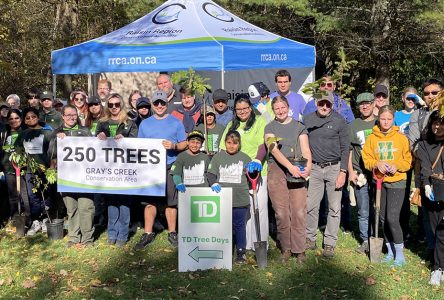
[138,106,150,110]
[88,103,100,107]
[320,82,334,88]
[317,100,332,108]
[153,100,166,107]
[108,103,121,109]
[74,97,84,101]
[8,117,20,121]
[25,115,38,120]
[423,90,440,96]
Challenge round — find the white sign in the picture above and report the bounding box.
[178,187,232,272]
[57,137,166,196]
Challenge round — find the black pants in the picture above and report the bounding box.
[427,203,444,270]
[380,186,405,244]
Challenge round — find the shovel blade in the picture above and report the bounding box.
[254,241,268,269]
[369,237,384,263]
[13,215,26,238]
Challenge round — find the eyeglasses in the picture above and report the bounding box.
[359,102,373,107]
[88,103,100,107]
[74,97,84,102]
[8,117,20,121]
[64,114,78,118]
[235,107,250,112]
[25,115,38,120]
[423,90,440,96]
[320,82,334,88]
[153,100,166,107]
[317,101,332,108]
[108,103,121,109]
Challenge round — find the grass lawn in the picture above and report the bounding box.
[0,219,443,300]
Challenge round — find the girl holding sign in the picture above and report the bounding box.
[49,105,94,247]
[96,93,138,247]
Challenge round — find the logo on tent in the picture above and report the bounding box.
[202,2,234,22]
[152,3,186,24]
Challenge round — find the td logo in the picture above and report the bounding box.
[191,196,220,223]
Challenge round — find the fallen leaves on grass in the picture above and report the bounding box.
[22,279,36,289]
[90,279,102,287]
[59,269,68,276]
[365,277,376,285]
[400,296,410,300]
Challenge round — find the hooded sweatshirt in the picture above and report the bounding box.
[362,125,412,183]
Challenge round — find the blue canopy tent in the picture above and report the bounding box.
[51,0,315,90]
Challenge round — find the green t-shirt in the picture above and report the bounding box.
[195,123,225,153]
[349,118,376,173]
[219,116,268,175]
[108,120,119,138]
[207,150,251,207]
[170,151,210,187]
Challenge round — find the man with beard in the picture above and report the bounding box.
[97,79,111,107]
[156,74,182,113]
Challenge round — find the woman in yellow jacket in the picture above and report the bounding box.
[362,105,412,267]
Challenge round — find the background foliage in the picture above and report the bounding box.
[0,0,443,107]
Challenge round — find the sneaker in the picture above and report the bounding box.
[41,219,48,233]
[305,238,317,251]
[26,220,42,236]
[281,250,291,264]
[381,253,394,263]
[235,249,247,264]
[355,241,369,254]
[391,258,406,268]
[133,232,156,251]
[323,245,335,258]
[108,239,116,245]
[429,269,442,286]
[168,231,178,248]
[116,240,126,248]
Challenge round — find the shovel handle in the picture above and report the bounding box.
[372,168,385,191]
[246,169,260,191]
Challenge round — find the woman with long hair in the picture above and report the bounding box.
[96,93,138,247]
[127,90,142,119]
[219,95,269,252]
[69,89,89,126]
[84,96,104,135]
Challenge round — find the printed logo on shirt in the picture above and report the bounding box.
[191,196,220,223]
[218,161,244,184]
[356,129,373,146]
[23,134,44,154]
[376,141,396,160]
[183,160,206,185]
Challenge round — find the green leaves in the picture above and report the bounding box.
[171,68,212,97]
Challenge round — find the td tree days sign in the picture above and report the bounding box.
[178,187,232,272]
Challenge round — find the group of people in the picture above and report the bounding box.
[0,71,443,285]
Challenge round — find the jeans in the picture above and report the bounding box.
[25,172,50,218]
[233,206,248,250]
[355,183,371,242]
[107,197,130,242]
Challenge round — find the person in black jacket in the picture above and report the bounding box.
[418,110,444,285]
[49,105,94,247]
[96,93,138,247]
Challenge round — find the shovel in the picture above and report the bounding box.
[12,163,26,238]
[369,169,385,263]
[246,169,267,268]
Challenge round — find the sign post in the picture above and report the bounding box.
[178,187,232,272]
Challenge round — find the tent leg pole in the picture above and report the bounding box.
[52,74,57,97]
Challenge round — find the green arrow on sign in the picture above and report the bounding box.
[188,246,223,262]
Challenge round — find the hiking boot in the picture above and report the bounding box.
[26,220,42,236]
[108,239,116,245]
[429,269,442,286]
[296,252,306,264]
[305,238,317,251]
[133,232,156,251]
[168,231,178,248]
[355,241,369,254]
[235,249,247,264]
[116,240,126,248]
[281,250,291,264]
[323,245,335,258]
[66,241,77,248]
[41,219,48,233]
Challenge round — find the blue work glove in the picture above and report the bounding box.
[247,159,262,173]
[211,183,221,193]
[176,183,186,193]
[425,185,435,201]
[0,172,5,182]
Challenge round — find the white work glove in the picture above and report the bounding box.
[425,185,435,202]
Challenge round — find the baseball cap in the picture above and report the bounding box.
[187,130,205,142]
[151,90,168,103]
[40,91,54,100]
[212,89,229,102]
[356,92,374,104]
[248,82,270,102]
[374,84,388,97]
[136,97,151,109]
[315,91,334,104]
[0,102,9,110]
[87,96,101,105]
[201,105,216,115]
